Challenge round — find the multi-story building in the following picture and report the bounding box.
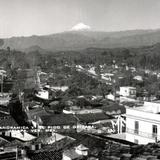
[126,101,160,144]
[120,87,136,98]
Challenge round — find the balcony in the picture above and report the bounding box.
[126,128,160,140]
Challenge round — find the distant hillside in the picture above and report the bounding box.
[83,42,160,56]
[2,29,160,52]
[23,45,47,53]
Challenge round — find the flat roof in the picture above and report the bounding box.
[120,86,136,89]
[127,106,160,114]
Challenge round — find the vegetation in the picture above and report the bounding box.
[1,42,160,97]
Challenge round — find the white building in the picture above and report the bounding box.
[35,90,49,100]
[126,101,160,144]
[133,75,143,82]
[101,73,114,82]
[50,86,69,92]
[120,87,136,98]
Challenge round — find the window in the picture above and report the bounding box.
[152,125,157,138]
[134,139,138,144]
[130,90,136,95]
[134,121,139,134]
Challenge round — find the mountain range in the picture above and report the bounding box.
[1,25,160,52]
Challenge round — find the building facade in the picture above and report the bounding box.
[126,101,160,144]
[120,87,136,98]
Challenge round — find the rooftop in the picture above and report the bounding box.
[76,113,112,123]
[33,133,66,144]
[120,86,136,89]
[29,150,62,160]
[0,137,10,147]
[0,116,18,127]
[40,114,77,126]
[130,101,160,114]
[11,131,36,142]
[102,103,126,115]
[27,108,49,120]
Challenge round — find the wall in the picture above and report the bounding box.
[120,87,136,97]
[126,133,155,144]
[126,108,160,144]
[144,101,160,113]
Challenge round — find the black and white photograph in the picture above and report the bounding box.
[0,0,160,159]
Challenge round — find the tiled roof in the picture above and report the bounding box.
[3,139,25,147]
[64,132,105,149]
[0,137,10,147]
[40,114,77,126]
[0,112,9,119]
[41,112,112,126]
[29,150,62,160]
[63,149,82,159]
[76,113,112,123]
[0,116,18,127]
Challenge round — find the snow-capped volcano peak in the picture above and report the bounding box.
[71,23,91,31]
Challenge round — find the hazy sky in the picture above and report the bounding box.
[0,0,160,38]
